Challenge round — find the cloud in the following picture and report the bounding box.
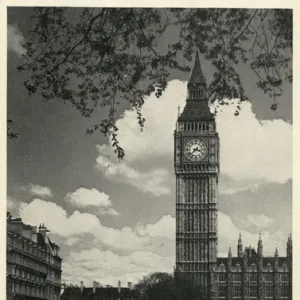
[60,211,287,285]
[19,199,150,251]
[136,213,286,257]
[219,179,292,234]
[21,184,53,198]
[7,196,19,212]
[218,212,286,257]
[65,236,82,247]
[241,214,274,228]
[65,187,119,216]
[99,80,291,187]
[62,248,174,286]
[7,24,26,57]
[95,145,171,196]
[18,197,288,285]
[213,99,292,183]
[110,80,187,163]
[136,215,175,238]
[218,174,264,195]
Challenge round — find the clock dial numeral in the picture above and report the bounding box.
[184,139,207,161]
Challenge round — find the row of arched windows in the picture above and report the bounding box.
[189,89,204,99]
[183,122,215,131]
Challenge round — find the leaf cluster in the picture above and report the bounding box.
[14,8,292,157]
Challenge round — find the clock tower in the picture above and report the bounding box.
[174,52,220,298]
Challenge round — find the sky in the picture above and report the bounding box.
[6,8,292,287]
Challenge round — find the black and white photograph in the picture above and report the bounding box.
[5,6,293,300]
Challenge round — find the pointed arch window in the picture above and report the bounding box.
[200,89,204,98]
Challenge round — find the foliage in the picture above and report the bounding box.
[14,8,292,158]
[135,272,205,300]
[171,9,292,107]
[7,120,18,139]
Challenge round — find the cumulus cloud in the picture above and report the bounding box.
[65,187,119,216]
[7,24,26,57]
[62,248,174,286]
[213,99,292,184]
[59,210,287,285]
[19,199,149,250]
[136,213,286,257]
[95,145,171,196]
[66,188,112,207]
[136,215,175,238]
[98,80,291,189]
[21,184,53,198]
[112,80,186,162]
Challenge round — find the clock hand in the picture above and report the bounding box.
[192,147,200,154]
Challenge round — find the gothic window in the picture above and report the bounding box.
[249,273,257,298]
[249,273,257,281]
[218,273,226,297]
[232,273,242,298]
[265,273,273,282]
[265,282,273,298]
[279,274,289,298]
[233,282,242,298]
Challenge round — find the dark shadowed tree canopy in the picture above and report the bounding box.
[134,272,206,300]
[14,8,292,158]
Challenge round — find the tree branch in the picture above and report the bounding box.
[233,9,258,42]
[51,9,107,72]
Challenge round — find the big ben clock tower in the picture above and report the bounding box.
[174,52,219,298]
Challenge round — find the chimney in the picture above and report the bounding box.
[128,282,132,290]
[118,280,121,294]
[80,281,84,294]
[7,212,12,220]
[93,281,99,293]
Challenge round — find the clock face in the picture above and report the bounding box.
[184,138,207,161]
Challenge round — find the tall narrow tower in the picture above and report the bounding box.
[174,52,220,297]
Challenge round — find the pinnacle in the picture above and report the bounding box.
[188,51,206,86]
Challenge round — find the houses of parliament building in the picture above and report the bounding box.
[174,52,292,300]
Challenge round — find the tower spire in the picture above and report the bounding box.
[275,246,279,257]
[188,51,206,86]
[257,231,263,257]
[238,232,243,258]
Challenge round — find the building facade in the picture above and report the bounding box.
[6,212,62,300]
[60,280,136,300]
[174,52,292,300]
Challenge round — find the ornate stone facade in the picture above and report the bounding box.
[174,53,292,300]
[6,212,62,300]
